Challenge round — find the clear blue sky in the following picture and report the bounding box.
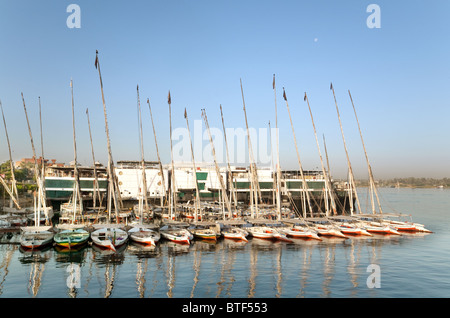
[0,0,449,179]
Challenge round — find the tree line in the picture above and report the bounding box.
[356,177,450,188]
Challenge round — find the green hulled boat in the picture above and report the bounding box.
[54,228,90,249]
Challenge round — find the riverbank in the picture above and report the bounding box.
[354,178,449,189]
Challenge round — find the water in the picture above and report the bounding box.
[1,188,449,299]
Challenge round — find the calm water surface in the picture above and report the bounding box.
[1,188,449,298]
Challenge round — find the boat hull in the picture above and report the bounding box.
[128,227,160,247]
[248,227,293,242]
[160,231,190,245]
[91,228,128,251]
[20,231,54,249]
[284,228,322,240]
[54,229,90,248]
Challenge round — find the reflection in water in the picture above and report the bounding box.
[0,225,434,298]
[91,244,127,298]
[18,247,52,297]
[297,243,313,298]
[0,245,17,296]
[190,245,201,298]
[321,244,335,298]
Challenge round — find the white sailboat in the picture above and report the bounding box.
[128,224,160,247]
[280,219,322,240]
[91,225,128,252]
[20,193,54,249]
[328,216,372,236]
[222,227,248,242]
[346,89,430,234]
[127,86,160,248]
[90,51,129,252]
[19,94,54,249]
[160,222,191,245]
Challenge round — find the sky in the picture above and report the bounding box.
[0,0,449,180]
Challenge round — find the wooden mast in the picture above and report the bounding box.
[322,134,341,213]
[269,120,276,206]
[272,75,282,220]
[147,98,166,208]
[219,105,238,210]
[202,108,232,219]
[70,79,83,223]
[94,50,122,223]
[184,108,201,221]
[304,92,337,216]
[0,100,20,209]
[38,97,47,207]
[240,79,261,218]
[330,83,362,215]
[282,88,313,218]
[85,108,102,209]
[348,90,383,214]
[21,93,48,225]
[168,90,176,220]
[137,85,149,222]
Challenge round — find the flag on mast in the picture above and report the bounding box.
[95,50,99,69]
[168,91,171,104]
[283,88,287,101]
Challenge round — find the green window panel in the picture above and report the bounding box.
[196,172,208,180]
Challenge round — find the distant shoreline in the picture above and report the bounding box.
[353,178,449,189]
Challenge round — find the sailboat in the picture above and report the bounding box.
[128,223,160,247]
[91,225,128,251]
[19,94,54,250]
[20,192,54,250]
[328,84,398,236]
[189,224,219,241]
[160,222,191,245]
[247,220,293,242]
[90,51,130,251]
[345,89,428,234]
[327,215,372,236]
[222,226,248,242]
[127,85,160,248]
[53,79,90,250]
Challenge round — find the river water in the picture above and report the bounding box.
[0,188,449,302]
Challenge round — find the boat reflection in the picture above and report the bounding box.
[18,246,52,297]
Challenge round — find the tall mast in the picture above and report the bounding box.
[240,79,261,218]
[273,75,282,220]
[137,85,149,222]
[184,108,201,221]
[202,108,232,219]
[348,90,383,214]
[219,105,237,209]
[330,83,362,215]
[0,100,20,209]
[85,108,102,209]
[269,120,275,206]
[94,50,122,223]
[168,90,176,220]
[304,92,337,216]
[147,98,166,208]
[38,97,47,205]
[322,134,340,213]
[70,79,83,223]
[21,93,48,225]
[282,87,314,218]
